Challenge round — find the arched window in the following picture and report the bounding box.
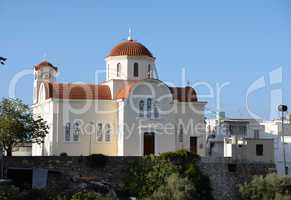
[133,63,139,77]
[73,121,81,142]
[147,64,151,78]
[139,100,145,117]
[179,125,183,143]
[105,124,111,142]
[117,63,121,77]
[65,123,71,142]
[107,64,110,79]
[147,98,152,118]
[97,123,103,142]
[154,102,159,118]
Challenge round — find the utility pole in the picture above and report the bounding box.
[278,105,288,175]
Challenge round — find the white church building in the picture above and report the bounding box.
[32,36,207,156]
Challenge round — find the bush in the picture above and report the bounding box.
[124,150,213,200]
[0,185,19,200]
[71,191,113,200]
[60,152,68,156]
[17,188,52,200]
[240,174,291,200]
[151,173,196,200]
[87,154,108,168]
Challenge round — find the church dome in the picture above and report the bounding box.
[107,39,154,58]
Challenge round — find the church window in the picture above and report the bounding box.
[107,64,110,79]
[105,124,111,142]
[117,63,121,77]
[154,103,159,118]
[147,64,151,78]
[73,121,81,142]
[134,63,139,77]
[179,125,183,143]
[139,100,145,117]
[65,123,71,142]
[97,123,103,142]
[147,98,152,118]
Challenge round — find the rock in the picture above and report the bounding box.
[78,183,88,190]
[71,175,80,182]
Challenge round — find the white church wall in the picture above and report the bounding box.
[32,84,54,156]
[173,101,207,156]
[105,56,155,81]
[117,101,125,156]
[121,80,174,156]
[48,99,118,156]
[119,80,206,156]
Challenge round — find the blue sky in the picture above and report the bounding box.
[1,0,291,119]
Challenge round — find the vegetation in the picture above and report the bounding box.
[0,98,48,156]
[124,150,213,200]
[0,186,114,200]
[71,191,114,200]
[240,174,291,200]
[0,184,19,200]
[60,152,68,156]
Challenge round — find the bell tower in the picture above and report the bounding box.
[33,60,58,104]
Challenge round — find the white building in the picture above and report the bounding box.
[206,113,274,163]
[262,119,291,175]
[32,36,207,156]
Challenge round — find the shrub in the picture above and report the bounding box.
[240,174,291,200]
[151,173,196,200]
[124,150,213,200]
[87,154,108,168]
[71,191,113,200]
[60,152,68,156]
[0,185,19,200]
[17,188,51,200]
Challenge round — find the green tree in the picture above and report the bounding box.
[240,174,291,200]
[124,150,213,200]
[151,173,196,200]
[0,98,48,156]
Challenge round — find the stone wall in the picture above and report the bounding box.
[3,156,275,199]
[199,158,275,200]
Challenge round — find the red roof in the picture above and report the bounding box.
[115,81,198,102]
[35,61,58,72]
[169,86,198,102]
[42,82,112,100]
[108,40,154,58]
[115,82,138,99]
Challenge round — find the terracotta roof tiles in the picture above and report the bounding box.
[43,82,112,100]
[108,40,154,58]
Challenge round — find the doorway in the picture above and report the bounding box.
[190,136,197,154]
[144,132,155,155]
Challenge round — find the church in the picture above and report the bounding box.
[32,35,207,156]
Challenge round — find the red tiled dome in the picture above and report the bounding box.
[108,40,153,58]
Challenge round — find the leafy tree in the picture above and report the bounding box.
[151,173,196,200]
[0,98,48,156]
[124,150,213,200]
[240,174,291,200]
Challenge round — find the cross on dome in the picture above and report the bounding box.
[128,28,132,40]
